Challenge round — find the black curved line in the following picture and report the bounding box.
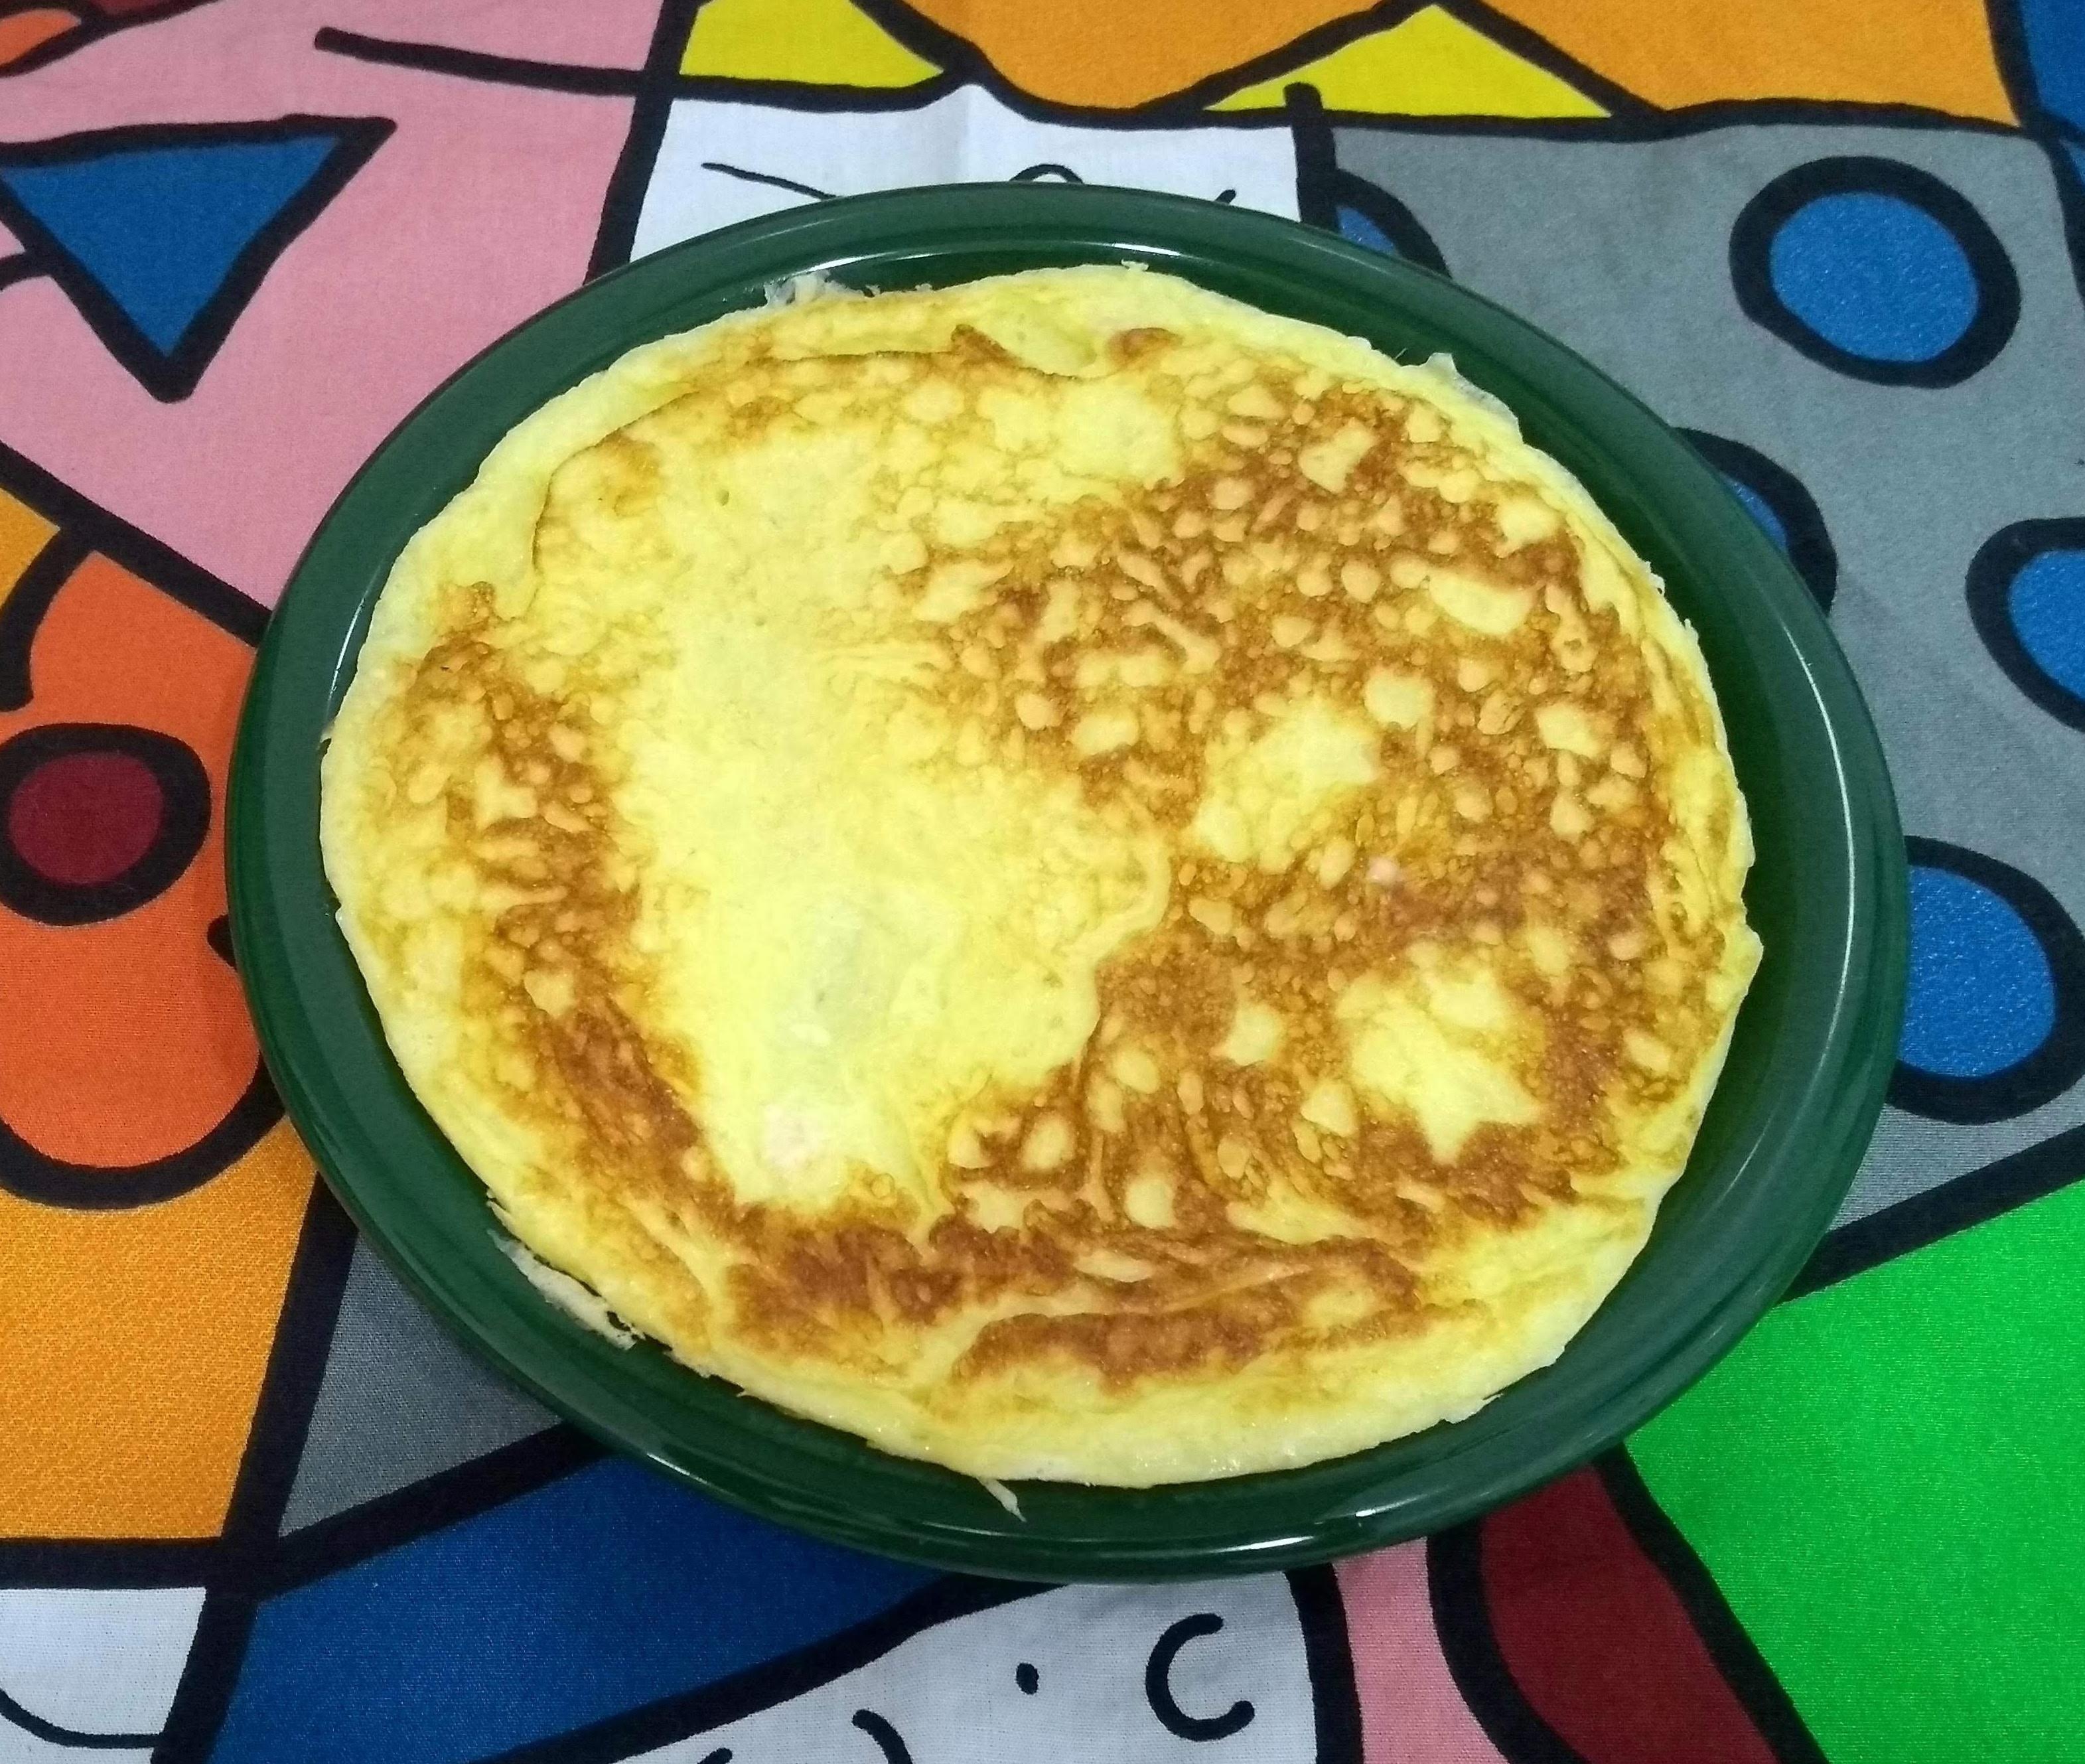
[1679,429,1837,611]
[0,526,86,711]
[1145,1613,1256,1742]
[1329,167,1450,276]
[0,1684,157,1749]
[851,1709,915,1764]
[699,161,835,200]
[1729,155,2021,388]
[0,1059,280,1211]
[1429,1527,1589,1764]
[0,721,212,926]
[1966,517,2085,732]
[1009,163,1082,183]
[0,252,38,295]
[313,27,644,95]
[1596,1453,1829,1764]
[1887,837,2085,1124]
[1288,1566,1364,1763]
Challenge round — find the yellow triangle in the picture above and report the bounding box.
[681,0,940,87]
[1212,5,1605,118]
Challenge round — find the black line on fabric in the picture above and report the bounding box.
[1791,1121,2085,1298]
[1287,84,1340,230]
[1729,156,2021,388]
[2035,132,2085,318]
[851,1709,914,1764]
[0,1685,157,1750]
[312,28,644,95]
[206,913,235,966]
[1597,1453,1829,1764]
[0,252,38,294]
[668,72,960,112]
[700,161,835,200]
[1289,1567,1364,1763]
[1983,0,2056,139]
[480,1577,1046,1764]
[589,0,704,276]
[1888,838,2085,1123]
[0,1538,218,1591]
[1434,0,1652,115]
[0,116,394,404]
[262,1425,601,1595]
[1968,518,2085,733]
[152,1181,357,1764]
[1427,1526,1589,1764]
[1678,429,1837,612]
[0,524,86,710]
[0,437,264,645]
[0,1063,280,1211]
[1165,0,1424,113]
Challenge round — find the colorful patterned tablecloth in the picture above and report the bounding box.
[2,2,2082,1759]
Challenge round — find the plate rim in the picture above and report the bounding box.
[229,182,1906,1580]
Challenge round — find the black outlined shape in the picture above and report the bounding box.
[0,1681,160,1749]
[1680,430,1838,611]
[1145,1613,1256,1741]
[1286,82,1448,273]
[1597,1455,1830,1764]
[0,722,209,926]
[1429,1522,1588,1764]
[0,115,394,402]
[1889,838,2085,1124]
[1729,156,2019,388]
[1966,518,2085,731]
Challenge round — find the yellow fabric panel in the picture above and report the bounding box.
[682,0,940,87]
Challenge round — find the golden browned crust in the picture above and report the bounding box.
[323,268,1758,1483]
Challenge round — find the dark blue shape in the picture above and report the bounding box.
[1719,475,1788,552]
[1901,865,2055,1078]
[2009,547,2085,700]
[0,134,338,352]
[1767,191,1977,366]
[2019,0,2085,136]
[208,1458,935,1764]
[1336,205,1396,254]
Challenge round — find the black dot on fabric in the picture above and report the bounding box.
[1015,1662,1039,1694]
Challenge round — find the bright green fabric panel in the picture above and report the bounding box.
[1631,1176,2085,1763]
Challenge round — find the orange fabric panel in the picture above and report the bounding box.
[0,9,77,70]
[1482,0,2015,121]
[0,551,257,1168]
[0,1117,313,1539]
[895,0,1381,108]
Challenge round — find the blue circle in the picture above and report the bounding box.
[1900,865,2056,1077]
[1767,192,1978,365]
[2008,548,2085,699]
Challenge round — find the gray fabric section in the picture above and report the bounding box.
[279,1239,553,1532]
[1332,122,2085,1224]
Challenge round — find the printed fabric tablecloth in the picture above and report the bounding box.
[1,1,2082,1760]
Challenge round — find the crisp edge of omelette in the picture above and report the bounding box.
[321,266,1761,1485]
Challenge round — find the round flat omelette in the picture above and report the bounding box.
[321,265,1760,1485]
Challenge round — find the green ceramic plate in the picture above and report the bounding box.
[229,184,1905,1581]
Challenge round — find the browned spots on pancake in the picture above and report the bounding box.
[357,313,1742,1400]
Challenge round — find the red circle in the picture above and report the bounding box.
[6,749,166,886]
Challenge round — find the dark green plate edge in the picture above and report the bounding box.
[229,184,1906,1582]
